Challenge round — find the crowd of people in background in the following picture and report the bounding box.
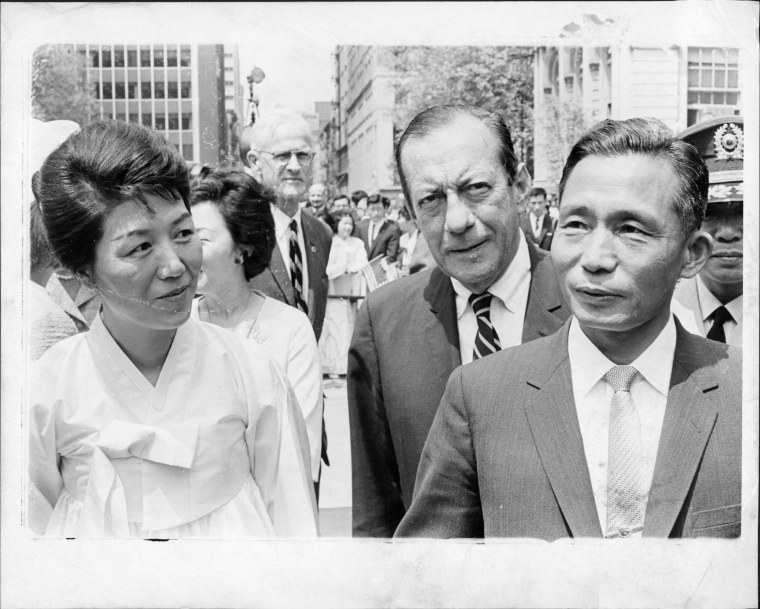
[26,101,744,541]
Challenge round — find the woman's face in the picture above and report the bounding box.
[337,215,354,239]
[90,194,201,336]
[191,201,242,297]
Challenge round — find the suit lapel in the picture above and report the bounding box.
[422,268,461,388]
[522,240,568,341]
[267,243,295,305]
[300,213,322,313]
[522,323,603,538]
[643,325,720,537]
[368,220,387,260]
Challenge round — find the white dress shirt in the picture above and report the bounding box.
[696,275,742,346]
[272,205,309,302]
[528,211,545,239]
[399,229,419,270]
[451,231,531,364]
[368,221,381,250]
[568,316,675,537]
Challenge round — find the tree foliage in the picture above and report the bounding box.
[385,46,535,176]
[32,45,97,125]
[536,94,589,184]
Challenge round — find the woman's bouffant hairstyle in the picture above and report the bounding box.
[189,167,276,280]
[35,120,191,275]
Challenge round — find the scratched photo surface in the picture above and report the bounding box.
[2,2,757,608]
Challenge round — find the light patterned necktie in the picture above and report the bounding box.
[469,292,501,360]
[289,219,309,314]
[605,364,644,539]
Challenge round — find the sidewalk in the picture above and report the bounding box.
[317,376,351,537]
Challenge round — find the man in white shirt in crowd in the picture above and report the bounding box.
[520,186,554,250]
[674,117,744,347]
[396,117,741,540]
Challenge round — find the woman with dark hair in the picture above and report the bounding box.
[29,121,317,538]
[189,167,324,488]
[319,209,368,377]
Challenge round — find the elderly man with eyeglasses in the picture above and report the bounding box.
[239,109,333,499]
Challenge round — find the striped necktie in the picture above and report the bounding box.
[289,219,309,314]
[469,292,501,360]
[605,365,644,539]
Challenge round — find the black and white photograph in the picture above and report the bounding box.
[1,1,757,607]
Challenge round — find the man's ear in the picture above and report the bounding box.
[246,151,263,182]
[679,230,713,280]
[511,162,532,202]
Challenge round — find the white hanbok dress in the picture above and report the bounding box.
[27,314,318,539]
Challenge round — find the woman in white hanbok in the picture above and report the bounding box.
[318,210,368,376]
[188,168,323,489]
[28,121,318,539]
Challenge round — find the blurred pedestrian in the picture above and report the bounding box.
[520,187,554,250]
[190,167,324,491]
[356,194,401,263]
[29,120,317,538]
[319,209,368,377]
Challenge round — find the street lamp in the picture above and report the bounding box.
[247,66,265,126]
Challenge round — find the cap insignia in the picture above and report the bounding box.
[713,123,744,161]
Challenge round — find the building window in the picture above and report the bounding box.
[154,81,165,98]
[114,49,124,67]
[101,47,111,68]
[127,49,137,67]
[155,115,166,130]
[129,113,139,123]
[93,83,100,99]
[182,143,193,159]
[141,49,151,67]
[90,49,99,67]
[168,81,178,98]
[102,83,112,99]
[687,47,741,126]
[167,46,178,67]
[141,82,152,98]
[168,114,179,130]
[142,113,152,128]
[182,113,192,129]
[128,82,137,99]
[115,82,125,98]
[180,46,191,67]
[180,81,191,98]
[154,48,164,67]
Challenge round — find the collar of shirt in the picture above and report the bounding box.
[272,204,301,239]
[568,315,676,399]
[696,274,743,323]
[451,230,531,319]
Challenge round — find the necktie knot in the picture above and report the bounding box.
[469,291,494,317]
[711,305,733,325]
[290,219,298,233]
[605,365,639,393]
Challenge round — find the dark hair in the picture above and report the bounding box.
[190,167,276,280]
[350,190,368,204]
[395,105,520,210]
[529,187,547,199]
[326,209,355,234]
[36,120,190,275]
[332,194,350,206]
[30,199,57,271]
[367,193,390,209]
[559,117,708,236]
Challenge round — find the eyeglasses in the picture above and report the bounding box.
[257,150,315,166]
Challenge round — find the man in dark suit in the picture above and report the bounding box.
[356,194,402,263]
[239,110,332,495]
[396,117,741,540]
[239,110,332,341]
[520,186,555,250]
[348,105,570,537]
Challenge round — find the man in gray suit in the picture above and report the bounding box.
[396,118,741,540]
[239,110,332,495]
[239,109,332,341]
[348,105,570,537]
